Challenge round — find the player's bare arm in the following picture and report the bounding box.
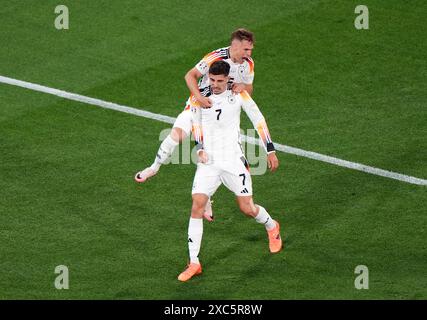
[185,67,212,108]
[232,82,253,94]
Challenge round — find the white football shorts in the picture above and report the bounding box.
[173,109,192,136]
[173,95,198,136]
[192,159,252,197]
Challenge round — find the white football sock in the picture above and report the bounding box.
[152,134,179,169]
[188,217,203,264]
[255,205,276,231]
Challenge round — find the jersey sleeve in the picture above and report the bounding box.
[240,91,275,153]
[195,48,229,75]
[242,57,255,84]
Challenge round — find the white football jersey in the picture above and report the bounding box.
[200,89,244,164]
[195,47,254,95]
[196,89,274,174]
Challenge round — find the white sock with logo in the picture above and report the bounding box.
[188,217,203,264]
[254,205,276,231]
[151,134,179,171]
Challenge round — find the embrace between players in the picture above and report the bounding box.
[135,29,283,282]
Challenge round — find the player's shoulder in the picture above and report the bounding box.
[202,46,231,62]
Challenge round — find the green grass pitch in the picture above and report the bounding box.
[0,0,426,299]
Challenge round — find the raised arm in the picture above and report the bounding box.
[185,67,212,108]
[191,105,208,163]
[232,82,253,95]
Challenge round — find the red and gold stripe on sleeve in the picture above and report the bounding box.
[256,120,275,153]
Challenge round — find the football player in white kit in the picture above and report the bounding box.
[135,29,256,220]
[178,60,281,282]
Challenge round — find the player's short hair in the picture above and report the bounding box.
[230,28,255,43]
[209,60,230,76]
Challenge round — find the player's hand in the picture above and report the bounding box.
[267,152,279,172]
[198,150,209,163]
[197,96,212,108]
[231,83,246,94]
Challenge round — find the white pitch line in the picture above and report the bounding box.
[1,74,426,186]
[0,75,176,125]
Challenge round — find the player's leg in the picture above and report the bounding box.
[189,193,208,260]
[189,103,216,222]
[134,99,194,183]
[135,106,214,218]
[236,195,282,253]
[178,164,221,281]
[178,193,207,282]
[221,163,282,253]
[236,196,282,253]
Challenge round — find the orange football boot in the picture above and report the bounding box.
[267,221,283,253]
[178,263,202,282]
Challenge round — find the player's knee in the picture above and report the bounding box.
[171,127,186,142]
[191,205,204,218]
[191,195,207,218]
